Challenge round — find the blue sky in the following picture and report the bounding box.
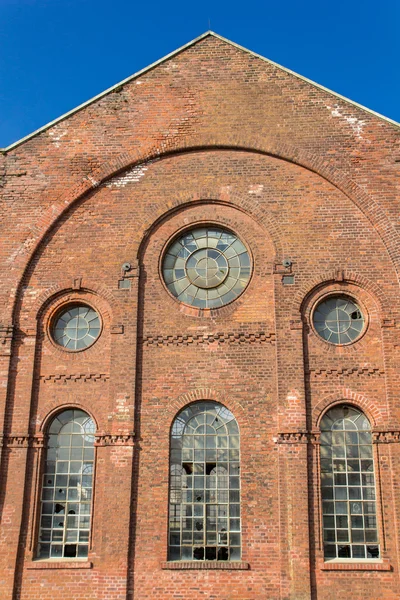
[1,0,399,148]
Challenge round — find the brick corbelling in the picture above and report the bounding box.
[0,434,45,448]
[307,367,384,378]
[95,433,135,446]
[372,430,400,443]
[274,429,400,444]
[142,330,275,346]
[7,136,400,327]
[39,373,110,383]
[274,431,319,444]
[1,430,135,448]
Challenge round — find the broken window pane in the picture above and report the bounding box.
[38,409,95,559]
[168,401,241,561]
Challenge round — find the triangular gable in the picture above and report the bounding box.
[2,31,398,152]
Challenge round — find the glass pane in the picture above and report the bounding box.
[313,296,364,345]
[162,228,251,308]
[169,401,240,561]
[38,410,95,560]
[52,305,101,350]
[320,405,379,560]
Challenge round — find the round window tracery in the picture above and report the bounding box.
[162,228,252,308]
[52,305,101,350]
[313,296,365,345]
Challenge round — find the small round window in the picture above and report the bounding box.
[162,227,252,308]
[313,296,365,345]
[52,305,101,350]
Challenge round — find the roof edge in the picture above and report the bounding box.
[0,31,213,153]
[211,32,399,129]
[2,30,398,152]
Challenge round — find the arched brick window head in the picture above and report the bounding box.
[169,402,241,561]
[320,405,379,560]
[38,410,95,559]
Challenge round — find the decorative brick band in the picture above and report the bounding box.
[0,435,45,448]
[372,431,400,444]
[95,433,135,447]
[142,331,275,347]
[275,430,400,445]
[161,561,250,570]
[308,367,384,378]
[274,432,319,445]
[40,373,110,383]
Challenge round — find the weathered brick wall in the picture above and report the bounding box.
[0,33,399,599]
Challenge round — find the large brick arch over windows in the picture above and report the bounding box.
[37,402,99,435]
[164,388,246,427]
[290,270,391,323]
[135,195,283,265]
[312,390,387,429]
[28,280,116,328]
[9,138,400,325]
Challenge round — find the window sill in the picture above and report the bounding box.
[161,561,249,570]
[321,559,391,571]
[27,560,92,570]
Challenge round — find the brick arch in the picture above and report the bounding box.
[10,136,400,324]
[134,192,283,264]
[36,400,100,434]
[290,269,391,323]
[312,390,387,430]
[30,280,116,324]
[163,388,246,429]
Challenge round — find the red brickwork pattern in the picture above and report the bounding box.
[0,33,400,600]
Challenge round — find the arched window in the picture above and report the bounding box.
[169,402,241,561]
[38,409,95,559]
[320,405,379,560]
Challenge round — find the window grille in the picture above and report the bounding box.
[320,405,379,560]
[162,228,251,309]
[169,402,241,561]
[313,296,364,345]
[52,305,101,350]
[38,409,95,559]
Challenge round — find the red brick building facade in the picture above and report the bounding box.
[0,32,399,599]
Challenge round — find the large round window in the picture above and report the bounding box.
[313,296,365,345]
[162,228,252,308]
[52,305,101,350]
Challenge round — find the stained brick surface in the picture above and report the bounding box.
[0,33,400,599]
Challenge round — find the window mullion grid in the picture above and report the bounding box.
[169,405,240,562]
[322,409,380,561]
[38,412,94,560]
[344,431,352,558]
